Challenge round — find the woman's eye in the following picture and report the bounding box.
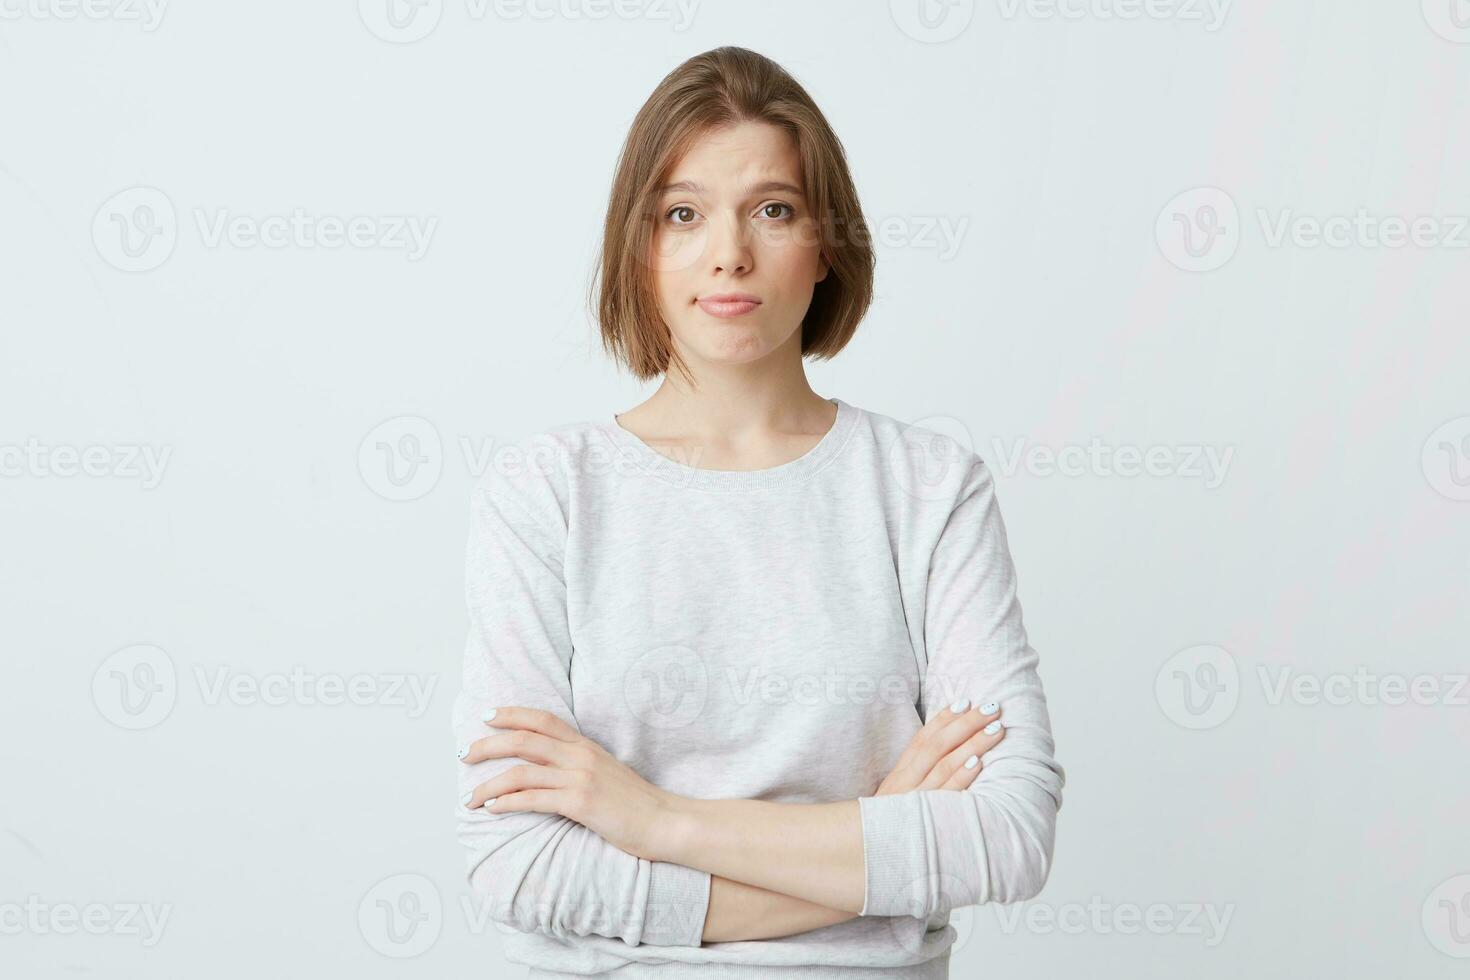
[664,203,792,225]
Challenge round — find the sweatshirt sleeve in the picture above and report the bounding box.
[857,455,1065,918]
[452,467,712,947]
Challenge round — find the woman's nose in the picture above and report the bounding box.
[707,214,753,275]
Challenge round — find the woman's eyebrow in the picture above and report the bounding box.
[658,179,806,198]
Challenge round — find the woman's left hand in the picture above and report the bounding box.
[458,706,681,862]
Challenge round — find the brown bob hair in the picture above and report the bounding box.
[590,46,875,386]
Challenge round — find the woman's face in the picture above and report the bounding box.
[649,120,830,368]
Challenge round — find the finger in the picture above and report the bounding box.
[482,789,563,816]
[938,751,985,791]
[480,705,581,742]
[934,699,1000,745]
[927,697,984,731]
[462,764,572,809]
[920,718,1007,791]
[887,702,981,775]
[893,698,989,774]
[920,702,1001,771]
[880,701,1002,794]
[459,729,569,766]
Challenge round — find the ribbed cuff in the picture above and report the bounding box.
[640,860,711,946]
[857,793,934,917]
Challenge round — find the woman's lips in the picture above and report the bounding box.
[697,297,762,318]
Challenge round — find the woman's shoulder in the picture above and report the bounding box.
[848,401,995,509]
[468,415,612,532]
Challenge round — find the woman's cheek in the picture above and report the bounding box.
[650,228,707,276]
[758,218,801,254]
[771,221,824,274]
[769,239,823,280]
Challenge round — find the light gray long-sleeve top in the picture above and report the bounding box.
[451,396,1065,978]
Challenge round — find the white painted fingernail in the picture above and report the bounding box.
[950,698,970,713]
[483,797,497,809]
[456,744,469,760]
[964,755,979,770]
[981,701,999,714]
[482,708,497,723]
[460,791,473,807]
[983,720,1003,736]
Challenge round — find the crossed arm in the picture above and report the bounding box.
[455,455,1063,946]
[702,874,858,943]
[457,698,1009,942]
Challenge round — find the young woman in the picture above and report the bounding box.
[453,46,1064,979]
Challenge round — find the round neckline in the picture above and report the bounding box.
[599,396,859,492]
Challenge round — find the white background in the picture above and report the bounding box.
[2,1,1468,976]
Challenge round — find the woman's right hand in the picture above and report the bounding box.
[874,699,1005,795]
